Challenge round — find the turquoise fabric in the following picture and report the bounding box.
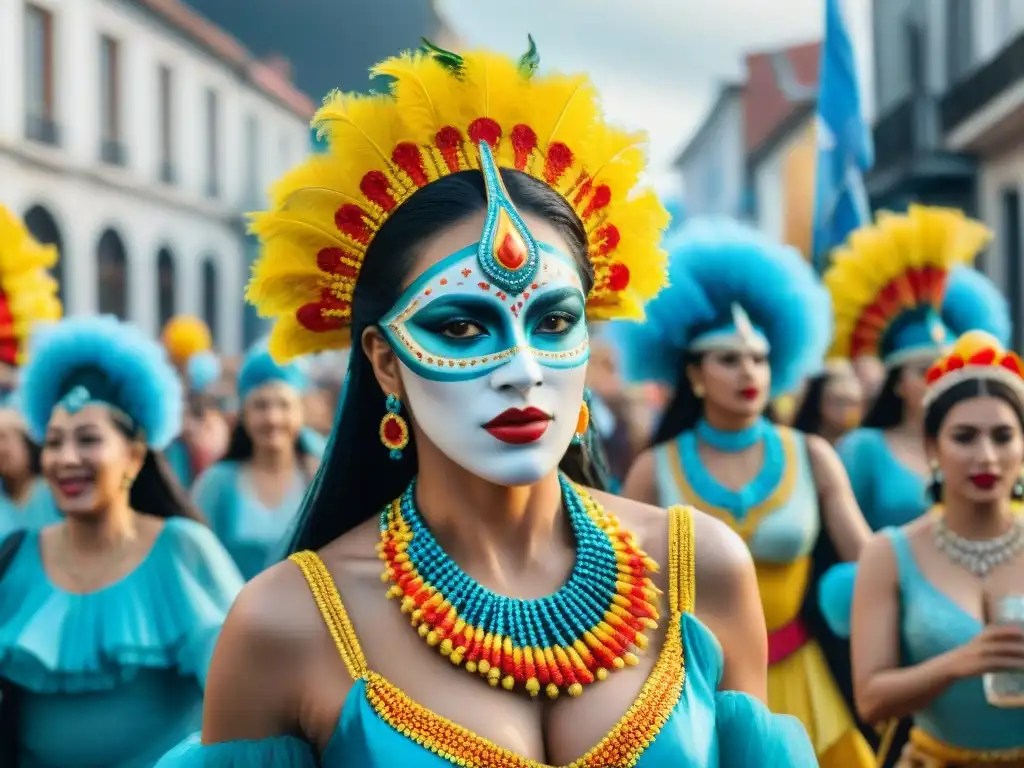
[0,479,60,537]
[154,613,817,767]
[0,517,245,768]
[837,428,928,530]
[654,426,819,564]
[193,461,309,580]
[885,527,1024,750]
[299,427,327,460]
[165,438,194,490]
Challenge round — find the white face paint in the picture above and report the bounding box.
[382,244,589,486]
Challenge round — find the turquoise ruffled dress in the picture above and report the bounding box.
[155,507,817,767]
[0,479,60,537]
[0,517,245,768]
[165,438,194,490]
[836,428,928,530]
[192,461,309,580]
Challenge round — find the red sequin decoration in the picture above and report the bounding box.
[608,263,630,291]
[360,171,397,212]
[467,118,501,149]
[543,142,573,184]
[334,205,372,245]
[435,127,464,174]
[582,185,611,219]
[316,248,359,279]
[510,124,537,170]
[593,224,621,257]
[392,143,429,187]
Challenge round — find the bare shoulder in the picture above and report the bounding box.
[856,528,900,579]
[802,432,834,462]
[620,447,659,504]
[689,508,756,611]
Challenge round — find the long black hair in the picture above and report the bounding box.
[287,169,604,554]
[861,366,905,428]
[792,373,829,436]
[924,378,1024,503]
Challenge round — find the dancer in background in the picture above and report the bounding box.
[851,331,1024,766]
[159,40,815,767]
[0,205,63,534]
[0,316,243,768]
[792,359,865,445]
[828,206,1011,531]
[192,342,319,580]
[166,351,230,489]
[619,217,874,767]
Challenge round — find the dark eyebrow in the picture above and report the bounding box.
[523,287,585,322]
[411,295,506,326]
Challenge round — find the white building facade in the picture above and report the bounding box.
[0,0,313,353]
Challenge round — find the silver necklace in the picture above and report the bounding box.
[933,515,1024,578]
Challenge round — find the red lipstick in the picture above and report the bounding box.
[739,387,759,401]
[483,407,551,445]
[969,473,999,490]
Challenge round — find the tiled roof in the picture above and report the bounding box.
[743,41,820,154]
[135,0,316,118]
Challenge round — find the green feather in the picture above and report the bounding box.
[517,35,540,78]
[420,38,464,76]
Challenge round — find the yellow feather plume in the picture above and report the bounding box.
[248,44,669,361]
[161,315,212,365]
[0,205,63,366]
[824,204,991,360]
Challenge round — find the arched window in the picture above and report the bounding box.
[201,257,218,343]
[96,228,128,318]
[22,205,64,303]
[156,247,176,327]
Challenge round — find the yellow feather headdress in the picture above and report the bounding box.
[246,39,670,361]
[823,204,991,365]
[0,205,63,366]
[161,315,213,366]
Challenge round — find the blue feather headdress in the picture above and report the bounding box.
[613,218,832,396]
[18,316,182,449]
[941,266,1011,347]
[186,351,222,395]
[238,339,310,402]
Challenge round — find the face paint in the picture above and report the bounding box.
[380,142,590,486]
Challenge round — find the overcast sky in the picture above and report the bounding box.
[436,0,872,197]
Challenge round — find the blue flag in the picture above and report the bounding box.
[813,0,873,273]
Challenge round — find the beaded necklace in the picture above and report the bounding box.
[377,474,660,700]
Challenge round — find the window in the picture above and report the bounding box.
[23,3,56,143]
[205,88,219,197]
[158,65,174,183]
[99,34,123,164]
[97,229,128,319]
[156,248,175,327]
[244,114,259,195]
[946,0,974,84]
[201,259,218,342]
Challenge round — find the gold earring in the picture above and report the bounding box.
[120,474,136,491]
[692,384,705,398]
[570,400,590,446]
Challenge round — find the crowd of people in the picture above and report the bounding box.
[0,37,1020,768]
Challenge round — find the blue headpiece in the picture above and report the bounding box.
[612,218,831,396]
[186,351,222,395]
[940,265,1011,348]
[237,339,310,401]
[18,316,182,449]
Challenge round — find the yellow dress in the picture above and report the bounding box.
[655,424,874,767]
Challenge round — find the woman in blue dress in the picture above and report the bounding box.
[616,218,874,766]
[850,330,1024,766]
[191,342,320,580]
[166,351,231,490]
[792,359,865,446]
[157,40,815,767]
[826,207,1011,531]
[0,316,244,768]
[0,396,59,536]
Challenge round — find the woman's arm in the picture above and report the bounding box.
[851,533,957,724]
[693,512,768,701]
[621,449,660,506]
[806,434,871,562]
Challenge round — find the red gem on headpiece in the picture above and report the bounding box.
[945,355,965,372]
[543,142,573,184]
[435,126,464,174]
[582,185,611,220]
[925,364,943,384]
[296,290,348,333]
[392,143,429,187]
[510,124,538,170]
[1001,352,1024,377]
[334,204,372,245]
[360,171,397,212]
[496,230,528,271]
[593,224,621,257]
[468,118,502,149]
[968,348,997,366]
[316,248,359,279]
[607,262,630,292]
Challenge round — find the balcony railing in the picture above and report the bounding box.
[24,114,60,146]
[871,94,940,170]
[941,31,1024,132]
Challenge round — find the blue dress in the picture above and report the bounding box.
[155,506,817,767]
[192,461,309,580]
[836,428,928,531]
[165,439,194,490]
[0,479,60,537]
[884,528,1024,754]
[0,517,245,768]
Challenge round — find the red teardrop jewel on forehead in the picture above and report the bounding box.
[495,212,528,271]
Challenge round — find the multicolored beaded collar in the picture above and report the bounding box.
[377,474,660,699]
